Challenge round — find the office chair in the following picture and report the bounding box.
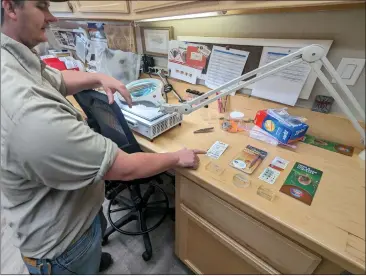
[74,89,173,261]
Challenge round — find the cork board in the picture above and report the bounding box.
[177,36,333,100]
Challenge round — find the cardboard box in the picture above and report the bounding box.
[254,109,309,144]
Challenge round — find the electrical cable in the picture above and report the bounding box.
[157,72,185,103]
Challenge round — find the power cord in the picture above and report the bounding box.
[147,68,185,103]
[163,77,173,93]
[157,72,185,103]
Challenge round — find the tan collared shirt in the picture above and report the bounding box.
[1,33,118,259]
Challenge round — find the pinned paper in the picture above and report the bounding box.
[251,46,311,106]
[205,46,249,95]
[168,40,211,83]
[198,45,211,57]
[186,45,207,70]
[75,36,86,63]
[169,62,201,84]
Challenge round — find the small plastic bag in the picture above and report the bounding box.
[267,108,308,126]
[249,125,279,146]
[248,125,297,149]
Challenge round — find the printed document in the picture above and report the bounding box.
[251,46,311,106]
[168,40,209,84]
[169,62,202,84]
[205,46,249,94]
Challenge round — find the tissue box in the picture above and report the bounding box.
[254,109,309,144]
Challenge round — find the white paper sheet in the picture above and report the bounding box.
[75,35,86,63]
[59,57,79,70]
[206,141,229,159]
[168,62,201,84]
[205,46,249,94]
[89,40,108,72]
[98,49,140,85]
[251,46,311,106]
[115,96,164,121]
[168,40,187,64]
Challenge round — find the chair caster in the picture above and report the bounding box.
[142,251,152,261]
[102,238,109,246]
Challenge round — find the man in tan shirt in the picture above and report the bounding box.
[1,0,205,274]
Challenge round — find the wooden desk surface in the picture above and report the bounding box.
[68,77,365,274]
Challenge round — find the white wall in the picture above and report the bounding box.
[138,9,366,119]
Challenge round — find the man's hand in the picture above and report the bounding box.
[61,71,134,106]
[98,74,133,107]
[174,148,207,170]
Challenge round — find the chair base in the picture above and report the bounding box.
[102,206,175,261]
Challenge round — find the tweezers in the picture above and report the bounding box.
[194,127,214,134]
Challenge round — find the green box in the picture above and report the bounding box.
[301,134,354,156]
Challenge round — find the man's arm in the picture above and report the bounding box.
[103,148,205,181]
[61,70,103,95]
[61,70,132,106]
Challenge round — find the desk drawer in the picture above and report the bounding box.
[178,203,280,274]
[178,175,321,274]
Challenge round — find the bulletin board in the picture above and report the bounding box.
[193,44,263,78]
[177,36,333,100]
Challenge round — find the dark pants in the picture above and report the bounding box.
[99,207,107,237]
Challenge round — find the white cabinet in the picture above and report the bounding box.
[49,1,73,13]
[74,1,129,13]
[131,1,198,13]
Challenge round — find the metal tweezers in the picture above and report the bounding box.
[193,127,214,134]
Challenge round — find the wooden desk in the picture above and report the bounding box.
[68,78,365,274]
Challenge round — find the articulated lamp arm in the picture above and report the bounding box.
[159,44,365,150]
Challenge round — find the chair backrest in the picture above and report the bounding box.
[74,90,142,154]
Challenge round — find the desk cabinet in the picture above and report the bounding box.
[50,1,363,21]
[220,0,365,13]
[177,204,279,274]
[175,174,327,275]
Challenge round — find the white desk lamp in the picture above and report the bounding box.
[159,45,366,160]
